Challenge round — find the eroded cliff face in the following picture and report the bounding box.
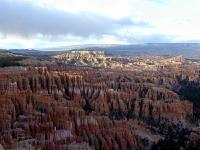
[0,67,196,149]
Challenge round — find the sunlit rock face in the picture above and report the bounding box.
[53,51,185,71]
[0,65,198,150]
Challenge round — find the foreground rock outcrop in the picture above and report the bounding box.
[0,66,199,150]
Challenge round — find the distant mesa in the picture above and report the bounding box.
[53,50,185,70]
[53,50,109,67]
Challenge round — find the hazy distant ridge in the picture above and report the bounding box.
[4,43,200,58]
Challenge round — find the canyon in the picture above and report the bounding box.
[0,50,199,150]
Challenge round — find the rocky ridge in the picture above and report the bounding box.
[0,65,198,150]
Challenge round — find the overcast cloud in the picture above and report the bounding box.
[0,0,200,48]
[0,0,149,37]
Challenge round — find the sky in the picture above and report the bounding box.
[0,0,200,49]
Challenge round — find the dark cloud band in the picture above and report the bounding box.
[0,0,148,37]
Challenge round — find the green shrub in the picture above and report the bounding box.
[0,56,26,67]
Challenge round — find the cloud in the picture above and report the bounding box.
[128,34,174,43]
[113,31,174,44]
[146,0,166,4]
[0,0,149,38]
[3,0,198,48]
